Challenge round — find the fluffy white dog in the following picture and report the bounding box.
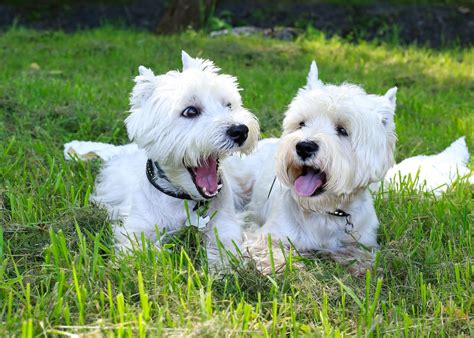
[91,51,259,265]
[242,61,397,275]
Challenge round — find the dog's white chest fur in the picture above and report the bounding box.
[92,149,235,245]
[245,140,379,252]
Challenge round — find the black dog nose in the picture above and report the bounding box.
[227,124,249,146]
[296,141,319,160]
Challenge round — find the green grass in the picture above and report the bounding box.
[0,26,473,336]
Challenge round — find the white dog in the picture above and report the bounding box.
[91,51,259,265]
[242,61,397,275]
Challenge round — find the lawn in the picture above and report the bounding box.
[0,27,472,336]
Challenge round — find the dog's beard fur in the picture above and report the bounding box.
[125,52,259,200]
[276,132,351,212]
[275,77,397,213]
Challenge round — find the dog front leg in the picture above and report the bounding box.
[204,216,243,269]
[330,244,378,277]
[113,209,161,252]
[241,207,299,274]
[242,230,292,275]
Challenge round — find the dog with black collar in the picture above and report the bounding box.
[91,51,259,265]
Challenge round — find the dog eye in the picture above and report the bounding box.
[336,126,348,136]
[299,121,306,128]
[182,106,200,118]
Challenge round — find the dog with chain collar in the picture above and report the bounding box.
[91,51,259,265]
[239,61,397,275]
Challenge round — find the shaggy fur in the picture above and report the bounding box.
[91,51,259,265]
[240,61,397,275]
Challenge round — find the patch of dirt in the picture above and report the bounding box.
[0,0,472,48]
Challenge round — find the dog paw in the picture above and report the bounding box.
[330,246,377,277]
[242,234,299,274]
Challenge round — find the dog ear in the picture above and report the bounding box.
[182,50,220,73]
[138,65,154,77]
[364,87,397,181]
[126,66,158,143]
[377,86,398,127]
[306,60,323,90]
[130,66,157,110]
[384,87,397,105]
[181,50,194,70]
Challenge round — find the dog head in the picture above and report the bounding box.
[125,51,259,200]
[276,61,397,211]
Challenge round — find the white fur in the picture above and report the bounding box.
[64,141,138,161]
[376,136,473,194]
[242,61,397,275]
[91,51,259,266]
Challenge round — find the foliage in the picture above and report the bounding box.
[0,27,472,336]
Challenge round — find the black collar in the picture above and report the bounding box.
[146,159,195,201]
[146,159,222,215]
[146,159,212,213]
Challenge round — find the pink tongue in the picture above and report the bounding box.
[193,157,218,194]
[294,170,323,197]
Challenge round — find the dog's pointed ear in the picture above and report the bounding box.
[181,50,194,70]
[377,86,397,127]
[306,60,323,90]
[130,65,157,110]
[181,50,220,73]
[138,65,154,77]
[384,87,397,105]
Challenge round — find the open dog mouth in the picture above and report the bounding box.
[293,166,327,197]
[186,156,222,199]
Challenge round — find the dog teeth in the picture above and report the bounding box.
[217,184,223,189]
[201,186,219,197]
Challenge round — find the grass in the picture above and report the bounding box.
[0,26,472,336]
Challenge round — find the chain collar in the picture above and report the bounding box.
[327,208,359,240]
[267,176,359,239]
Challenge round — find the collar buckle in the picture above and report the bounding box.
[327,209,357,238]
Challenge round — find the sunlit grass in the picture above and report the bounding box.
[0,27,472,336]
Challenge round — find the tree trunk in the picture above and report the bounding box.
[156,0,216,34]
